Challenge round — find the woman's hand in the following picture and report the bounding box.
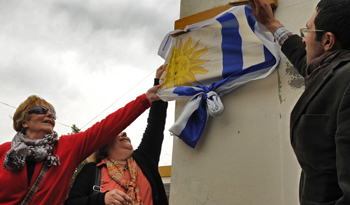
[249,0,283,33]
[155,64,166,79]
[104,189,132,205]
[146,84,162,103]
[145,64,166,103]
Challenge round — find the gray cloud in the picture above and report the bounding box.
[50,0,178,58]
[0,0,178,74]
[0,0,178,164]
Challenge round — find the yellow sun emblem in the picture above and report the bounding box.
[161,37,210,89]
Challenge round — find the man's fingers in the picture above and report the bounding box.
[249,3,256,10]
[249,1,257,16]
[254,0,263,7]
[249,0,256,10]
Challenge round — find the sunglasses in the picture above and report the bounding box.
[28,106,57,120]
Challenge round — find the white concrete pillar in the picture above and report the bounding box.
[170,0,319,204]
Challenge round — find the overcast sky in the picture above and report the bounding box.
[0,0,180,166]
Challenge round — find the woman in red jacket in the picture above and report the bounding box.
[65,66,168,205]
[0,66,162,205]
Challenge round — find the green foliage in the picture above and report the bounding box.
[67,124,81,135]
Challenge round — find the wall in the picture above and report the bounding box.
[169,0,319,204]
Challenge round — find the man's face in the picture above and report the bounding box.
[303,11,326,64]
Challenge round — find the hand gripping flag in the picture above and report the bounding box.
[157,5,280,148]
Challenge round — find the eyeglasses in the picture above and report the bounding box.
[28,106,57,120]
[300,28,325,38]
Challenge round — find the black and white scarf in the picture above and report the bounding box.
[3,131,60,172]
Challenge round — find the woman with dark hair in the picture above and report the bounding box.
[0,66,162,205]
[65,66,169,205]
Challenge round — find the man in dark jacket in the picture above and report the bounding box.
[250,0,350,204]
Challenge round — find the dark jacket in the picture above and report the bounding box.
[283,35,350,204]
[65,84,168,205]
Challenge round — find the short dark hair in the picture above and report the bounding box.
[94,144,110,163]
[314,0,350,49]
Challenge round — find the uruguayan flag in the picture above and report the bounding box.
[157,5,280,148]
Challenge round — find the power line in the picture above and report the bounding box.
[0,101,71,128]
[81,69,157,129]
[0,102,17,109]
[56,122,71,128]
[1,68,157,130]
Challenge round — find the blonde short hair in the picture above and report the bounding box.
[13,95,55,132]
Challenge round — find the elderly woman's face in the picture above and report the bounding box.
[22,101,56,139]
[108,132,133,157]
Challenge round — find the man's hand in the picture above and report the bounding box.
[104,189,132,205]
[249,0,283,33]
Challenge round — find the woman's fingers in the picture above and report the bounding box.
[146,84,162,103]
[105,189,131,205]
[112,193,126,204]
[156,64,167,79]
[114,189,132,203]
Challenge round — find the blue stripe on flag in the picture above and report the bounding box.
[209,46,276,91]
[173,87,202,97]
[178,97,208,148]
[245,6,256,32]
[230,46,276,76]
[263,46,276,67]
[217,13,243,79]
[208,6,276,90]
[244,6,277,72]
[173,85,210,97]
[162,35,171,51]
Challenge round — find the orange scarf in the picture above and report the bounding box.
[104,157,143,205]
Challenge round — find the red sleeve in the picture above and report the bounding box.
[59,94,151,166]
[0,142,11,159]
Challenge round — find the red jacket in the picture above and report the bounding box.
[0,94,151,205]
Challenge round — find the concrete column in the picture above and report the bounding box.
[169,0,319,204]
